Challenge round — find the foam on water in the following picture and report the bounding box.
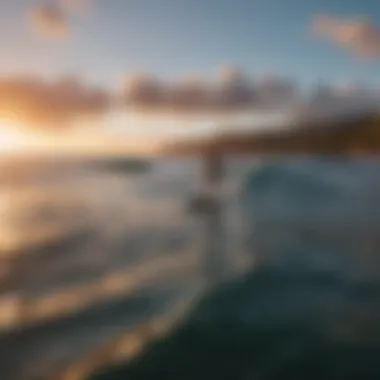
[2,156,380,379]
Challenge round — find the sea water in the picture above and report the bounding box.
[1,155,380,379]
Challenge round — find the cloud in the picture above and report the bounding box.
[312,15,380,59]
[168,76,211,112]
[124,68,380,131]
[0,72,375,134]
[215,66,255,109]
[294,81,379,124]
[124,67,258,113]
[4,70,378,134]
[0,76,111,129]
[256,75,298,108]
[125,74,164,110]
[124,68,304,115]
[30,3,69,38]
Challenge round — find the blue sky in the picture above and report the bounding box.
[1,0,380,88]
[0,0,380,145]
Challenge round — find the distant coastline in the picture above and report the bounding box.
[163,113,380,156]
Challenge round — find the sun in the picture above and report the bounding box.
[0,121,38,151]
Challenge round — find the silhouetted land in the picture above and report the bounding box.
[164,113,380,156]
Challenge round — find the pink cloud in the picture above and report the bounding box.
[29,3,69,38]
[312,15,380,59]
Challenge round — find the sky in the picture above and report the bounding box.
[0,0,379,85]
[1,0,380,150]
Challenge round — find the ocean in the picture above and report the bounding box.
[1,155,380,379]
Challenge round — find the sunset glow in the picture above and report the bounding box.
[0,121,38,151]
[0,1,379,154]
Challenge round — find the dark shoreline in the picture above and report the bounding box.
[163,113,380,157]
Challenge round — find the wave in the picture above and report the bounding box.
[241,157,380,281]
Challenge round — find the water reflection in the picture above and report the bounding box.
[0,156,211,380]
[4,156,380,379]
